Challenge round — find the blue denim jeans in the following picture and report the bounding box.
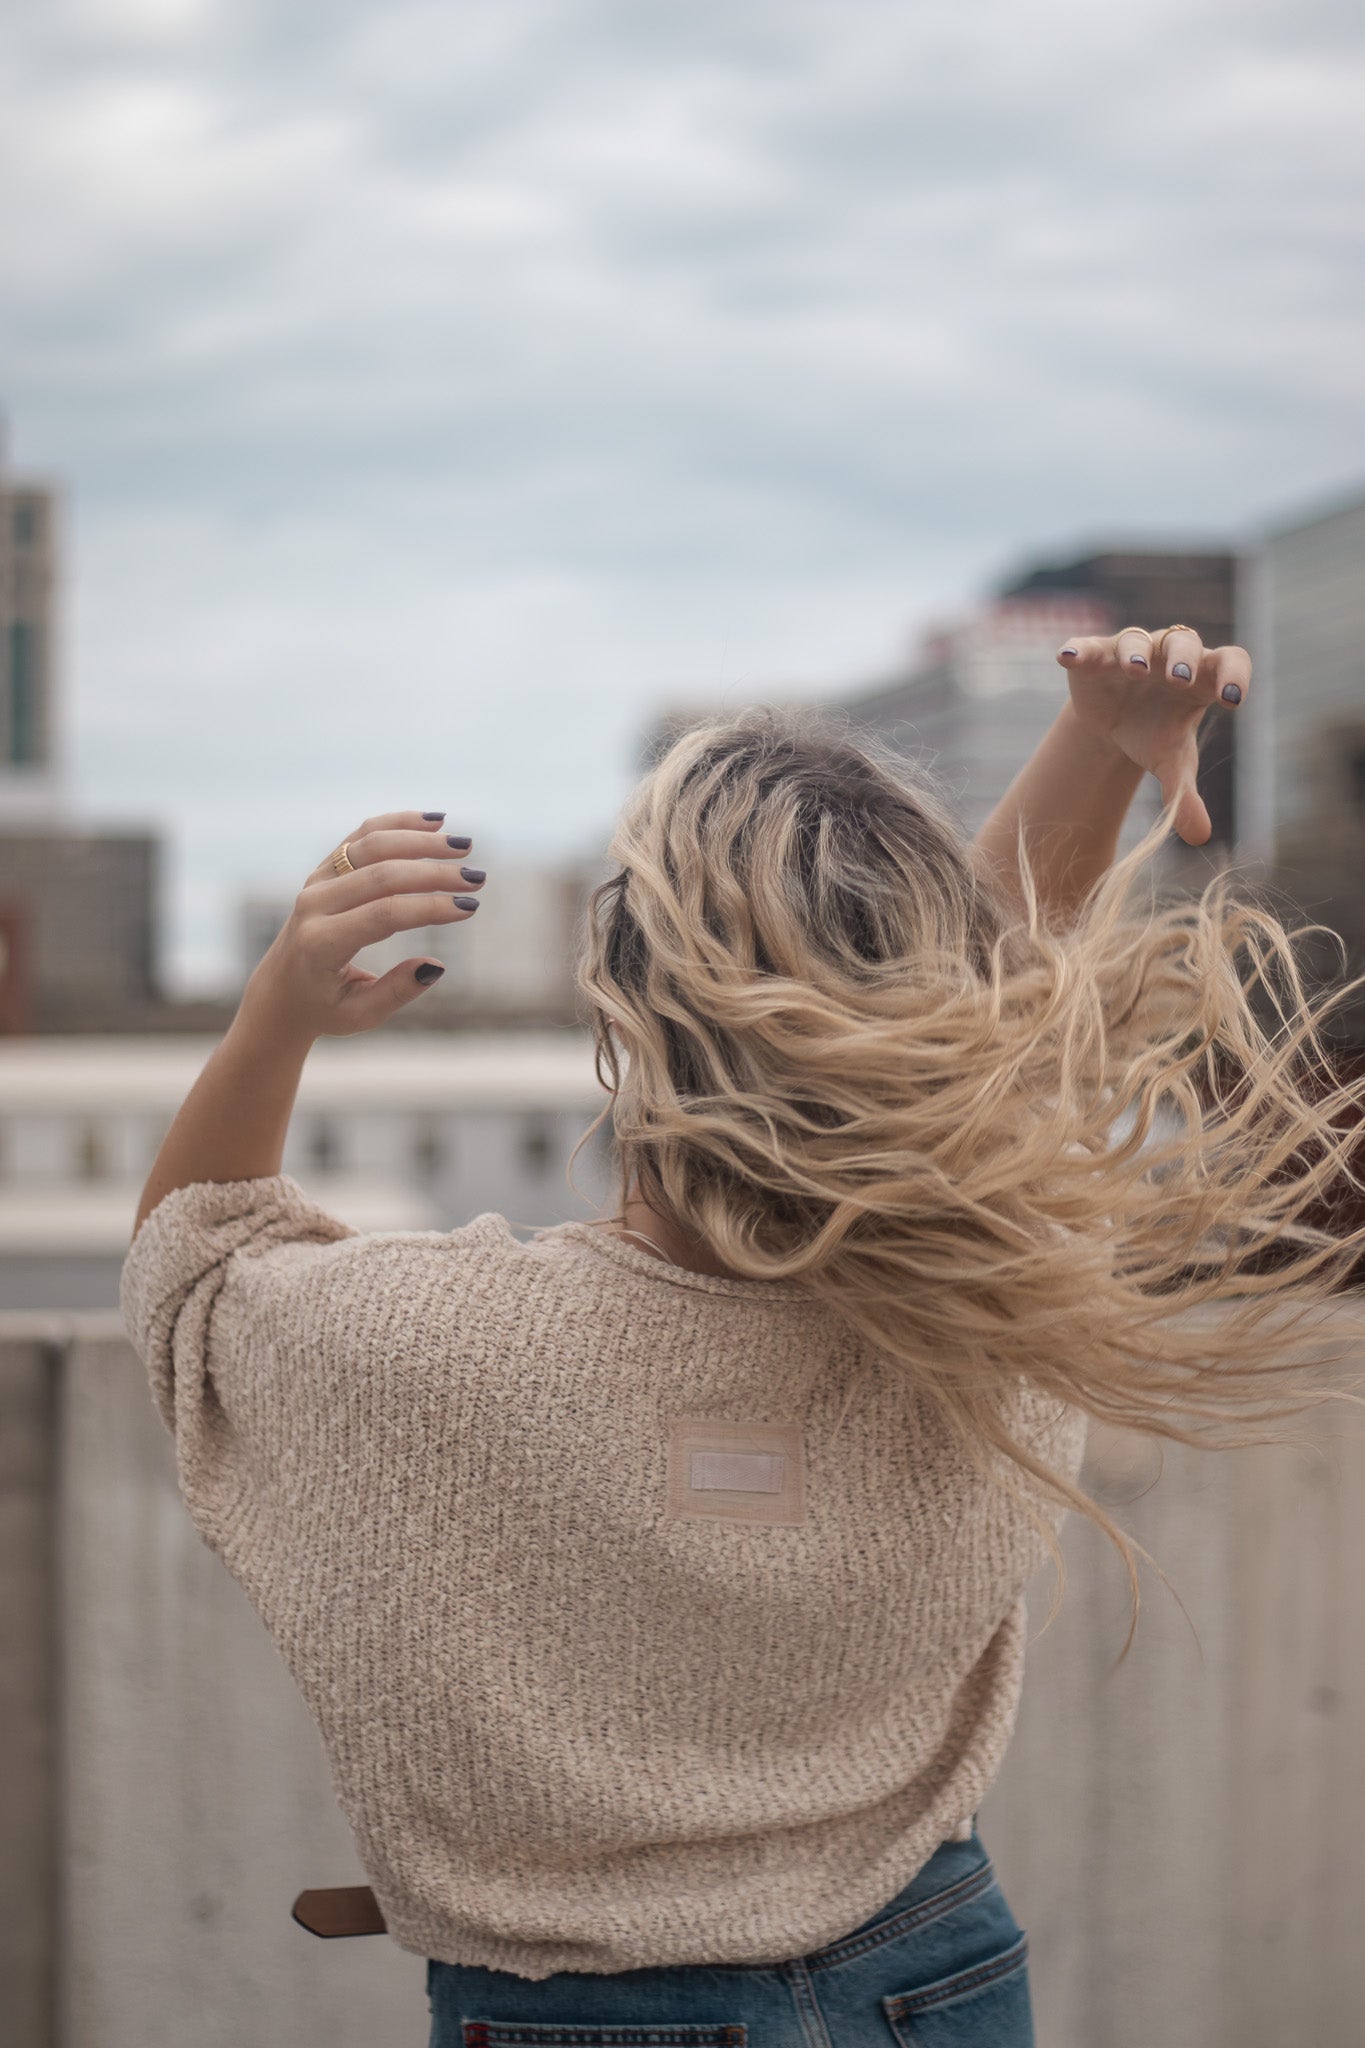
[425,1821,1033,2047]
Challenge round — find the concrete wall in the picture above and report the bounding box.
[979,1361,1365,2045]
[0,1334,59,2048]
[4,1308,1364,2047]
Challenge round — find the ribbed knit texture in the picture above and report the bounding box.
[119,1172,1089,1980]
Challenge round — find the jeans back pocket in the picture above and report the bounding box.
[881,1930,1033,2046]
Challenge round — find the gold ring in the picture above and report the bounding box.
[1116,624,1154,644]
[1154,623,1195,652]
[332,842,355,876]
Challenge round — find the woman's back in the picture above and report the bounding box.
[119,1177,1086,1981]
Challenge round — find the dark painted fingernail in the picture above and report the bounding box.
[414,961,445,985]
[459,866,486,884]
[1173,662,1192,680]
[422,811,445,821]
[446,835,472,850]
[1060,647,1078,658]
[1129,653,1149,669]
[452,894,480,912]
[1221,682,1243,705]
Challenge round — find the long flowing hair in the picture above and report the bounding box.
[573,704,1365,1664]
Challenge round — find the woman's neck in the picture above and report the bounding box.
[613,1189,746,1280]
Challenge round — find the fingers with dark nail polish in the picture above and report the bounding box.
[1221,682,1243,705]
[446,835,472,850]
[452,895,480,912]
[460,866,485,884]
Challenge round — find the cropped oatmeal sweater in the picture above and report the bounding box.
[119,1172,1088,1981]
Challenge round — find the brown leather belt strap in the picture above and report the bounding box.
[292,1886,388,1937]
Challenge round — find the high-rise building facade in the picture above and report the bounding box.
[0,461,62,817]
[0,439,164,1031]
[1234,485,1365,866]
[1234,484,1365,1039]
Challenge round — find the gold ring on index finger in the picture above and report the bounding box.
[1153,624,1195,654]
[1115,625,1154,646]
[331,842,356,876]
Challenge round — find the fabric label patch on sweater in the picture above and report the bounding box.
[690,1450,784,1493]
[665,1419,807,1526]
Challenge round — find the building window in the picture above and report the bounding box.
[412,1117,449,1180]
[8,622,40,764]
[12,498,41,547]
[519,1115,555,1178]
[308,1118,339,1172]
[76,1119,109,1181]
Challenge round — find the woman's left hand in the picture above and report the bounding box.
[238,810,485,1045]
[1057,624,1251,846]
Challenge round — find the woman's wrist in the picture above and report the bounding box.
[973,700,1147,922]
[235,958,321,1063]
[1055,696,1140,770]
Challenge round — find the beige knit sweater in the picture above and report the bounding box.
[119,1171,1088,1980]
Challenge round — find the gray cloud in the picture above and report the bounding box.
[3,0,1364,987]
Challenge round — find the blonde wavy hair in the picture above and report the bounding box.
[574,704,1365,1665]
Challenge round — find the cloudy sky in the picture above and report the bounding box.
[4,0,1364,994]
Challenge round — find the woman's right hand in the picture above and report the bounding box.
[1057,625,1251,847]
[241,810,487,1043]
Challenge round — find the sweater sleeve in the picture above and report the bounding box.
[118,1173,366,1553]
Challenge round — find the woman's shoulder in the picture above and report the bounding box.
[356,1209,599,1290]
[355,1209,816,1315]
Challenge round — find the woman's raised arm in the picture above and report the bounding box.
[971,623,1251,924]
[130,808,485,1241]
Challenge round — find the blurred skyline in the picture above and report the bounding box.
[4,0,1365,993]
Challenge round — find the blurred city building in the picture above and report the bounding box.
[0,442,176,1034]
[0,459,61,817]
[0,825,163,1034]
[834,589,1167,854]
[1235,482,1365,1040]
[0,1030,613,1311]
